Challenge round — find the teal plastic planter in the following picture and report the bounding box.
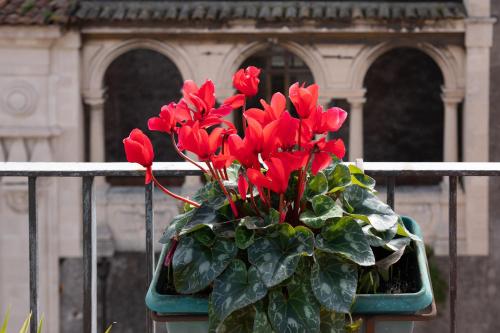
[146,217,433,333]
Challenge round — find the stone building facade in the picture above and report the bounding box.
[0,0,496,332]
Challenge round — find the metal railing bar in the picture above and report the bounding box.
[83,177,97,333]
[386,176,395,210]
[145,182,155,333]
[28,177,38,333]
[2,162,500,177]
[449,176,458,333]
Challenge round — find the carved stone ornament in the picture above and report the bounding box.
[2,181,29,213]
[1,80,38,117]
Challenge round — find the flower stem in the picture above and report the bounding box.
[152,174,201,208]
[170,133,208,173]
[207,161,239,217]
[279,193,285,223]
[249,184,262,217]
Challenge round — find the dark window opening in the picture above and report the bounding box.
[103,49,185,186]
[363,48,444,185]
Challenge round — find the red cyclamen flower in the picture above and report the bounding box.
[233,66,261,97]
[123,129,154,184]
[148,101,191,134]
[310,138,346,175]
[289,82,319,118]
[177,122,223,161]
[305,106,347,135]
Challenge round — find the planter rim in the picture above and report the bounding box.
[145,216,434,317]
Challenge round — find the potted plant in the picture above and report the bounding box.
[123,66,433,333]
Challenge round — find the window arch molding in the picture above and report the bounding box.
[82,39,194,163]
[83,38,194,99]
[350,41,463,92]
[216,40,327,99]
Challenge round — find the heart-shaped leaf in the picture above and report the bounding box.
[396,219,422,242]
[173,236,237,293]
[212,259,267,322]
[180,204,219,235]
[348,165,375,191]
[268,265,320,333]
[342,186,398,231]
[235,225,255,249]
[192,181,227,209]
[299,195,343,229]
[311,252,358,313]
[325,164,352,193]
[376,238,411,272]
[214,302,274,333]
[305,172,328,200]
[316,217,375,266]
[248,224,314,287]
[159,209,195,244]
[362,224,397,247]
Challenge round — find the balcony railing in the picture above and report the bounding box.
[1,161,500,333]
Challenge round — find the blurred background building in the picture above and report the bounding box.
[0,0,498,332]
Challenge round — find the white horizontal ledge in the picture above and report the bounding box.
[0,161,500,177]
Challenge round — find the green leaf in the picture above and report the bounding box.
[396,220,422,242]
[348,165,375,191]
[240,216,273,230]
[362,224,397,247]
[342,186,398,231]
[305,172,328,200]
[248,224,314,287]
[1,306,11,333]
[216,303,274,333]
[320,309,346,333]
[299,195,343,229]
[311,252,358,313]
[268,267,320,333]
[193,225,216,247]
[345,319,363,333]
[180,204,219,235]
[235,225,255,249]
[173,236,237,293]
[212,259,267,322]
[316,217,375,266]
[159,209,195,244]
[18,312,31,333]
[376,238,411,272]
[37,316,43,333]
[192,181,227,209]
[326,164,352,193]
[104,323,115,333]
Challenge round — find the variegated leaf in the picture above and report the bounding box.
[311,252,358,313]
[248,224,314,287]
[173,236,237,293]
[316,217,375,266]
[212,259,267,322]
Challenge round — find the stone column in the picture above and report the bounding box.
[461,14,495,255]
[441,90,463,162]
[84,92,106,162]
[347,96,366,161]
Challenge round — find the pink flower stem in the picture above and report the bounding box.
[152,174,201,208]
[242,99,247,133]
[170,133,208,173]
[164,238,178,267]
[249,184,262,217]
[279,193,285,223]
[207,161,239,218]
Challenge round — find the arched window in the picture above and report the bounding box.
[363,48,445,185]
[238,45,314,131]
[103,49,184,185]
